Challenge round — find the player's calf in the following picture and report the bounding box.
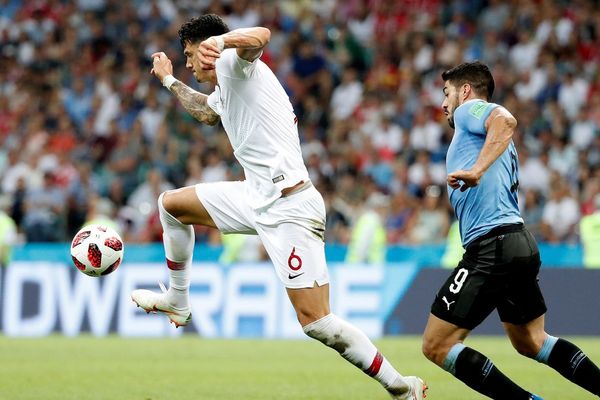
[440,343,533,399]
[303,313,425,398]
[534,335,600,396]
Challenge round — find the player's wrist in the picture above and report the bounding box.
[212,35,225,51]
[162,74,177,90]
[471,166,484,178]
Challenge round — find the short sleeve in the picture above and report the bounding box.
[215,48,261,80]
[206,86,222,115]
[456,100,499,136]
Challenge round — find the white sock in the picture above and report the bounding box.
[303,313,409,393]
[158,193,194,308]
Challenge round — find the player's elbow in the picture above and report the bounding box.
[497,115,517,142]
[504,115,517,132]
[203,115,220,126]
[506,115,517,128]
[257,27,271,46]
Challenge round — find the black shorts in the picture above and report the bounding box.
[431,224,547,330]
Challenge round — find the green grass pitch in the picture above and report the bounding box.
[1,336,598,399]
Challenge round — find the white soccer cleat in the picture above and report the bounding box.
[389,376,428,400]
[131,282,192,328]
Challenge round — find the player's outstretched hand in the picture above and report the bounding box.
[197,37,222,70]
[447,169,481,192]
[151,52,174,83]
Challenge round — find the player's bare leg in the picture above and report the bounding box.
[503,314,546,358]
[131,187,214,327]
[423,313,538,399]
[505,315,600,396]
[159,186,217,227]
[288,284,427,400]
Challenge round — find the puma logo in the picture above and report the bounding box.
[442,296,456,311]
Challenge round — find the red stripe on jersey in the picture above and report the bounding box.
[166,259,186,270]
[366,351,384,377]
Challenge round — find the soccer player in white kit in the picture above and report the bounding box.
[132,14,426,400]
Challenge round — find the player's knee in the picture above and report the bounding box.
[509,329,546,358]
[301,313,336,344]
[160,190,180,217]
[421,340,441,364]
[161,190,196,225]
[422,336,452,366]
[296,307,328,327]
[512,338,542,358]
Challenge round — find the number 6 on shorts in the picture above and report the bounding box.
[449,268,469,294]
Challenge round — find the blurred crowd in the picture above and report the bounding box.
[0,0,599,248]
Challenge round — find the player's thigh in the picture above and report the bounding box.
[496,230,547,326]
[286,284,331,326]
[261,220,331,325]
[430,243,499,330]
[503,314,546,357]
[258,221,329,289]
[192,181,256,233]
[256,186,329,289]
[162,186,216,227]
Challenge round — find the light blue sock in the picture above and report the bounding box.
[442,343,466,375]
[535,335,558,364]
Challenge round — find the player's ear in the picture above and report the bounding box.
[462,83,470,98]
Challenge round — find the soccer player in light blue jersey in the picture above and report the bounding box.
[421,61,600,399]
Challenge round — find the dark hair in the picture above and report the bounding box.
[178,14,230,48]
[441,61,495,100]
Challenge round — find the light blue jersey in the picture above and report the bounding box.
[446,99,523,246]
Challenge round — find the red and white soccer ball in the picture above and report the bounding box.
[70,224,124,277]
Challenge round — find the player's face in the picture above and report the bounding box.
[442,82,460,129]
[183,42,214,83]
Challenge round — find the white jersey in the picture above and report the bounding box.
[207,49,310,210]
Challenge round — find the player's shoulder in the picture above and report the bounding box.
[216,48,261,78]
[456,99,499,122]
[215,48,238,67]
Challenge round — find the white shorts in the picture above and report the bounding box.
[195,181,330,289]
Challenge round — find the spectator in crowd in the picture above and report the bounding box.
[519,148,551,196]
[330,67,363,121]
[581,177,600,216]
[580,194,600,268]
[440,220,463,269]
[22,171,65,242]
[84,195,118,231]
[346,192,389,264]
[386,190,415,243]
[406,185,450,244]
[521,189,545,240]
[219,234,267,265]
[0,194,17,267]
[127,168,174,235]
[540,177,580,243]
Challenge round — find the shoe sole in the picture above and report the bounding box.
[131,297,192,328]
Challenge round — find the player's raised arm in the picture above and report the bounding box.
[200,27,271,65]
[168,81,220,126]
[150,51,220,126]
[448,107,517,191]
[474,107,517,176]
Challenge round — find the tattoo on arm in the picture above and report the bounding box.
[170,81,220,126]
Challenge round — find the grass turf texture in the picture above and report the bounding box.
[1,336,599,399]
